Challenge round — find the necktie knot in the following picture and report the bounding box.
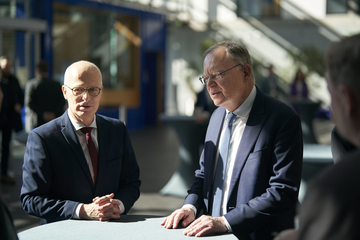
[227,112,236,127]
[81,127,93,135]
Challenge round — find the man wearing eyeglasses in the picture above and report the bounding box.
[162,41,303,239]
[20,60,141,224]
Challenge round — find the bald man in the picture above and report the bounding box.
[20,61,141,223]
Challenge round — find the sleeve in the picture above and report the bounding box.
[112,124,141,214]
[20,131,79,222]
[183,148,206,216]
[224,113,303,237]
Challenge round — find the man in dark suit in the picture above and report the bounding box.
[28,61,65,127]
[0,56,24,184]
[20,60,141,223]
[295,33,360,240]
[162,41,303,239]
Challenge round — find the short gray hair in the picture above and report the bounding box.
[326,33,360,94]
[204,41,252,67]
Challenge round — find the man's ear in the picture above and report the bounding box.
[243,64,252,79]
[339,84,357,117]
[62,85,68,100]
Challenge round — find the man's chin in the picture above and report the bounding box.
[75,111,94,122]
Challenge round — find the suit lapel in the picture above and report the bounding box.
[204,108,226,196]
[60,111,94,187]
[94,115,108,190]
[228,88,269,198]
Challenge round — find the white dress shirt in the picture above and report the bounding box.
[183,86,257,231]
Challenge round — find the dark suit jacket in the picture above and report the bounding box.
[20,110,141,223]
[298,149,360,240]
[184,87,303,239]
[29,77,65,127]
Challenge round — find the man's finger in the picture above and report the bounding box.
[172,212,184,229]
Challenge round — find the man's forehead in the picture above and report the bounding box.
[204,49,233,70]
[68,65,100,78]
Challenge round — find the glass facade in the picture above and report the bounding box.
[236,0,281,18]
[326,0,348,14]
[52,2,140,90]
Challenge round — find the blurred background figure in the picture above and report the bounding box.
[24,62,42,132]
[259,64,280,99]
[193,85,217,122]
[0,56,24,184]
[290,69,308,101]
[275,32,360,240]
[28,61,65,127]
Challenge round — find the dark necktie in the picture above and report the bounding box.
[81,127,98,183]
[212,112,236,217]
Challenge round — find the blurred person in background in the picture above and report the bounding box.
[0,56,24,184]
[162,41,303,239]
[20,60,140,224]
[28,61,65,127]
[24,62,42,132]
[297,32,360,240]
[259,64,280,99]
[275,33,360,240]
[193,85,217,123]
[290,69,308,101]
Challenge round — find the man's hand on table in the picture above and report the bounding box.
[161,208,227,237]
[161,208,195,229]
[79,193,121,221]
[183,215,227,237]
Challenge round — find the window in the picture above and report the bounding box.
[326,0,348,14]
[236,0,281,18]
[52,2,140,90]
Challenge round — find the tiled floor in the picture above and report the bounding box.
[0,118,334,234]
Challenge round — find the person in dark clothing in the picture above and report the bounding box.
[0,56,24,184]
[28,61,65,127]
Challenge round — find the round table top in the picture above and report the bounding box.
[18,215,237,240]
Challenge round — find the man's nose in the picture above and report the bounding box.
[82,91,89,100]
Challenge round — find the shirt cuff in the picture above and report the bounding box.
[73,203,82,219]
[182,204,197,216]
[223,216,232,232]
[114,199,125,214]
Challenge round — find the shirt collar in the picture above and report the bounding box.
[227,85,257,119]
[67,110,97,131]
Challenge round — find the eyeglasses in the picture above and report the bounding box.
[65,85,102,97]
[199,64,242,85]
